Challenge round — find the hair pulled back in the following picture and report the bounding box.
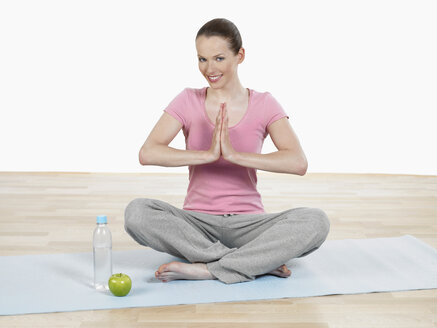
[196,18,242,56]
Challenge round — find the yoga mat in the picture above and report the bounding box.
[1,235,437,316]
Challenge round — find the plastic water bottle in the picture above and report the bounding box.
[93,215,112,290]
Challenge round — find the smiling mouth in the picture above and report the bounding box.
[208,74,223,82]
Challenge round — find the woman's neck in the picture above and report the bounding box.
[207,79,246,103]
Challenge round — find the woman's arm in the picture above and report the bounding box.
[226,117,308,175]
[141,144,212,167]
[139,112,218,167]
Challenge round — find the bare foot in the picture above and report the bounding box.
[267,264,291,278]
[155,261,217,282]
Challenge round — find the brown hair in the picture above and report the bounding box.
[196,18,243,56]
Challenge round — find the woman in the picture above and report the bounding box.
[124,18,330,284]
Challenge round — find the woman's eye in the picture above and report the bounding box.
[198,57,224,62]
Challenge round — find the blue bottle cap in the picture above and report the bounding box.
[96,215,107,224]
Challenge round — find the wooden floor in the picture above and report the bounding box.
[0,172,436,327]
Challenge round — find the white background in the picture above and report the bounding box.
[1,0,436,175]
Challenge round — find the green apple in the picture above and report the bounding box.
[108,273,132,297]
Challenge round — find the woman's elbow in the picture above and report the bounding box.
[295,156,308,176]
[139,147,149,165]
[299,161,308,175]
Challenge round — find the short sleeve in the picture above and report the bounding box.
[264,92,289,128]
[163,88,188,128]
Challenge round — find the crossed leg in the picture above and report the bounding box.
[125,199,328,284]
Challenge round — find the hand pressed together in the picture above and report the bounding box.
[207,102,238,162]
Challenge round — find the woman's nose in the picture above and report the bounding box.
[206,62,216,73]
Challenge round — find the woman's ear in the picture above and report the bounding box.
[238,47,245,63]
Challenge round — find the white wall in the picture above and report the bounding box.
[1,0,436,175]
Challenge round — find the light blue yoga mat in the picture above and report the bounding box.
[1,235,437,316]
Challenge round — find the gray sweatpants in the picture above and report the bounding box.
[124,198,330,284]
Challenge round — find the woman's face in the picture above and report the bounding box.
[195,35,244,88]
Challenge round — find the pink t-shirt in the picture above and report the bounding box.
[163,87,289,215]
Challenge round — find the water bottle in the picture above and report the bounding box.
[93,215,112,290]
